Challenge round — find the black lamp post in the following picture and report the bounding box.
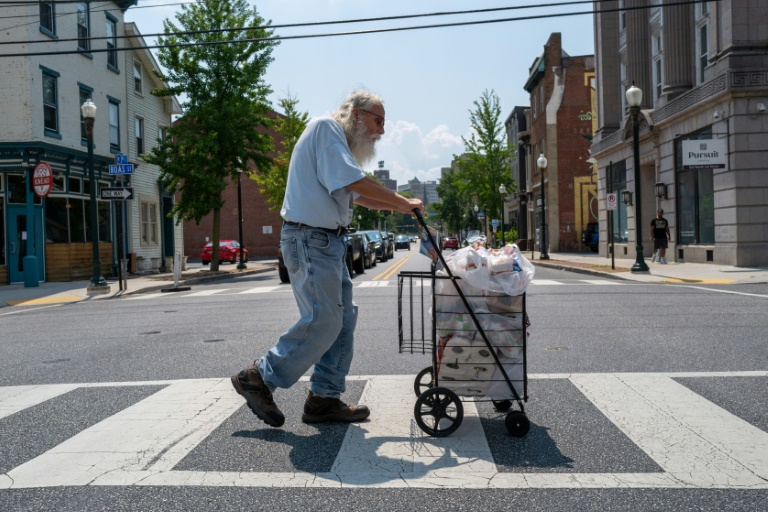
[236,168,246,269]
[626,83,649,272]
[498,183,507,247]
[81,99,110,294]
[537,153,550,260]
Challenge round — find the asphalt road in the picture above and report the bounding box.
[2,246,767,511]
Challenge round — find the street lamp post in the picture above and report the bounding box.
[626,83,649,272]
[357,214,361,230]
[498,183,507,247]
[236,168,246,269]
[81,99,110,294]
[537,153,550,260]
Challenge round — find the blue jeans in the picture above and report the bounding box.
[258,224,358,399]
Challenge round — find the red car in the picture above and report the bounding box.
[201,240,248,265]
[443,237,459,250]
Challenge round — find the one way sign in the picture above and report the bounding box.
[100,187,134,200]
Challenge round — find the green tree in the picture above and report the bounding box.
[252,95,309,211]
[146,0,278,270]
[433,171,468,235]
[453,90,516,244]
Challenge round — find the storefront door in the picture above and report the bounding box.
[7,207,44,284]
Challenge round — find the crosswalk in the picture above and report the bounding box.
[125,279,624,300]
[2,372,766,489]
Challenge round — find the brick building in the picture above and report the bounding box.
[523,33,597,253]
[182,111,285,261]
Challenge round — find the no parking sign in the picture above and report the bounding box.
[606,192,618,211]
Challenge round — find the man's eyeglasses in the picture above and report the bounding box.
[359,108,385,128]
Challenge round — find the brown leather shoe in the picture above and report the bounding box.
[302,391,370,423]
[231,365,285,427]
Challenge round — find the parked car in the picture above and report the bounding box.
[344,232,365,275]
[277,246,289,283]
[201,240,247,265]
[394,234,411,251]
[361,233,377,269]
[362,230,388,262]
[386,232,396,258]
[443,237,459,250]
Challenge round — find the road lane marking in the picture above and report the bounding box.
[0,384,78,420]
[184,289,230,297]
[2,372,767,489]
[358,281,391,287]
[374,252,416,281]
[570,373,768,487]
[530,280,561,285]
[578,280,623,285]
[238,286,280,294]
[126,293,166,300]
[6,295,82,306]
[677,285,768,298]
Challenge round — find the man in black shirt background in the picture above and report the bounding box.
[650,209,671,264]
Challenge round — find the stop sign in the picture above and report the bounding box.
[33,161,53,198]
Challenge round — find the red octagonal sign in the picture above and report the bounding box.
[33,161,53,198]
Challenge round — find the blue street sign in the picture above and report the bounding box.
[109,164,134,175]
[491,219,499,227]
[116,154,128,165]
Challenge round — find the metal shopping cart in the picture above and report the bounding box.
[398,210,530,437]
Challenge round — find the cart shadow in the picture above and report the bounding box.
[233,425,488,484]
[480,416,575,469]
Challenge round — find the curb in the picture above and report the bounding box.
[114,266,277,297]
[533,261,632,281]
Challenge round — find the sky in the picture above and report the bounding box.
[125,0,595,187]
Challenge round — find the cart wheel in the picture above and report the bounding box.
[492,399,512,412]
[414,387,463,437]
[414,367,434,398]
[505,411,530,437]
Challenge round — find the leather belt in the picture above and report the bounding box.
[284,221,348,236]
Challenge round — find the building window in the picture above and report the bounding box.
[532,92,537,120]
[76,2,90,51]
[134,62,142,93]
[141,201,158,245]
[42,70,58,133]
[675,131,715,245]
[618,0,626,31]
[106,15,118,69]
[40,0,55,34]
[652,33,663,100]
[109,99,120,151]
[697,23,708,84]
[700,1,710,15]
[608,161,628,243]
[158,125,168,143]
[135,117,144,155]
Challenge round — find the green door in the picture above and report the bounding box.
[7,207,45,284]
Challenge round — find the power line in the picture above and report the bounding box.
[0,0,602,43]
[0,0,715,58]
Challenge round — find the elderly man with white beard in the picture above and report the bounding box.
[231,90,424,427]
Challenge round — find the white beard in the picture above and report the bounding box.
[349,120,380,168]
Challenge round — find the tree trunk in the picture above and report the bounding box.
[210,207,221,271]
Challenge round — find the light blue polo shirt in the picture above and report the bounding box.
[280,117,366,229]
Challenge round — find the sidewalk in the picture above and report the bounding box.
[527,250,768,285]
[0,259,278,309]
[2,252,766,309]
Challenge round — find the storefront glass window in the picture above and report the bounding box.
[0,201,5,265]
[676,128,716,245]
[98,201,112,242]
[45,197,69,243]
[70,198,86,242]
[8,174,42,205]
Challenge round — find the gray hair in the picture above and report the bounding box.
[333,90,384,139]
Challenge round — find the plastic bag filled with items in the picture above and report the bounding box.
[440,243,534,296]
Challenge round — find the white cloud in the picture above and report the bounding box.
[373,120,464,186]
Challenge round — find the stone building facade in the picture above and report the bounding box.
[591,0,768,266]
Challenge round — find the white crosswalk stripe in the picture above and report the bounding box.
[358,281,391,287]
[184,289,229,297]
[238,286,280,294]
[1,372,766,490]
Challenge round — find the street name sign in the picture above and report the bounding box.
[109,163,134,175]
[100,187,134,200]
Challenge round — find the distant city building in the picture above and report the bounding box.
[398,177,439,206]
[373,161,397,191]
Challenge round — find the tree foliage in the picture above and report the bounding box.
[251,95,309,211]
[145,0,278,269]
[450,89,516,241]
